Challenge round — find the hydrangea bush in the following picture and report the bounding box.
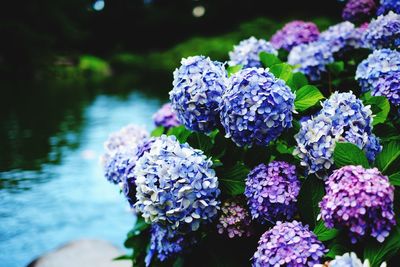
[102,4,400,267]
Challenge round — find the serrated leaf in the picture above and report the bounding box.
[227,65,243,77]
[294,85,324,111]
[270,63,293,82]
[363,95,390,125]
[151,126,164,137]
[333,142,370,168]
[286,72,308,91]
[389,172,400,186]
[376,140,400,174]
[259,52,281,68]
[218,162,250,196]
[167,125,192,143]
[364,226,400,267]
[313,220,339,241]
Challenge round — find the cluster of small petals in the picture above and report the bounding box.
[356,49,400,92]
[152,103,180,129]
[216,199,252,238]
[134,135,220,233]
[342,0,376,23]
[363,11,400,49]
[270,21,320,51]
[253,220,327,267]
[320,165,396,243]
[169,56,227,133]
[323,252,370,267]
[294,92,381,177]
[319,21,364,53]
[103,152,134,185]
[288,41,334,81]
[228,37,277,68]
[245,161,300,223]
[373,72,400,106]
[219,68,295,147]
[377,0,400,15]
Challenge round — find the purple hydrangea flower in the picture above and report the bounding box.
[229,37,277,68]
[169,56,227,133]
[374,72,400,106]
[356,49,400,93]
[320,165,396,243]
[253,220,327,267]
[363,11,400,49]
[288,41,334,81]
[294,92,381,177]
[152,103,180,129]
[219,68,295,147]
[134,135,220,233]
[216,199,252,238]
[245,161,300,223]
[270,21,320,51]
[342,0,376,23]
[377,0,400,15]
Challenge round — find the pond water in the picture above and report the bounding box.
[0,90,163,267]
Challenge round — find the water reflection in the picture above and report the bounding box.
[0,91,162,267]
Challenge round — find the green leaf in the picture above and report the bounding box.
[297,175,325,229]
[376,140,400,174]
[113,254,132,261]
[270,63,293,82]
[167,125,192,143]
[327,61,345,75]
[286,72,308,91]
[259,52,281,68]
[313,220,339,241]
[294,85,324,112]
[333,142,370,168]
[227,65,243,77]
[218,162,250,196]
[326,242,348,259]
[389,172,400,186]
[151,126,164,137]
[187,132,214,154]
[363,95,390,125]
[364,226,400,267]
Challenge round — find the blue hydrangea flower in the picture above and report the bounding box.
[374,72,400,106]
[342,0,376,23]
[320,165,396,243]
[134,135,220,233]
[377,0,400,15]
[245,161,300,223]
[253,220,327,267]
[152,103,180,129]
[322,252,371,267]
[288,41,334,81]
[294,92,381,177]
[169,56,227,133]
[219,68,295,147]
[103,151,134,185]
[229,37,277,68]
[356,49,400,92]
[363,11,400,49]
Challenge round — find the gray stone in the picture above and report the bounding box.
[28,239,131,267]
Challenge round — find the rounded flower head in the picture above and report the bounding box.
[342,0,376,23]
[103,152,134,185]
[169,56,227,133]
[377,0,400,16]
[363,11,400,49]
[374,72,400,106]
[245,161,300,223]
[103,124,149,155]
[152,103,180,129]
[270,21,320,51]
[320,165,396,243]
[325,252,370,267]
[229,37,277,68]
[253,220,327,267]
[319,21,364,53]
[288,41,334,81]
[219,68,295,147]
[356,49,400,92]
[134,135,220,233]
[294,92,381,177]
[216,199,252,238]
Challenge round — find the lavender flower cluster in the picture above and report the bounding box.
[356,48,400,93]
[152,103,180,129]
[134,135,220,233]
[342,0,376,23]
[270,21,320,51]
[294,92,381,177]
[216,199,252,238]
[245,161,300,223]
[169,56,227,133]
[228,37,277,68]
[374,71,400,106]
[320,165,396,243]
[362,11,400,49]
[319,21,363,54]
[377,0,400,15]
[253,221,327,267]
[219,68,295,147]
